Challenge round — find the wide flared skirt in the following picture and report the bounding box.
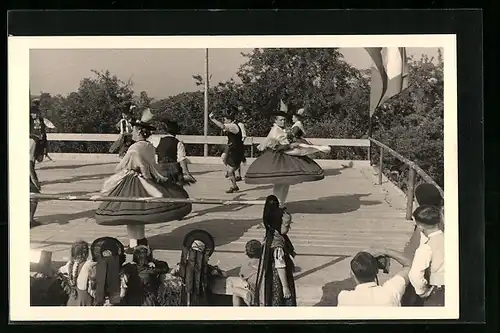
[95,173,192,226]
[245,149,324,185]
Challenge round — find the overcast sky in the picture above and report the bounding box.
[30,47,440,99]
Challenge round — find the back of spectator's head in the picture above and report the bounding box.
[350,251,379,284]
[413,205,441,227]
[71,240,89,262]
[245,239,262,259]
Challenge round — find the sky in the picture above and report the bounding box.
[30,47,441,99]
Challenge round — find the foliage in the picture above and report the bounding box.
[34,48,444,188]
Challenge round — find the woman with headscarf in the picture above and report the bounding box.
[90,237,126,306]
[254,195,297,306]
[244,100,330,209]
[94,108,193,254]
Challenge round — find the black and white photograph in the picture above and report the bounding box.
[9,35,458,321]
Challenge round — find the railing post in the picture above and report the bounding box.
[378,147,384,185]
[250,137,254,158]
[405,167,416,220]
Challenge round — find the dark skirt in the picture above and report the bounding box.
[267,257,297,306]
[94,173,192,226]
[423,286,445,306]
[245,149,324,185]
[67,289,94,306]
[225,144,246,168]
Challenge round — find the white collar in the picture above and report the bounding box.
[355,282,377,290]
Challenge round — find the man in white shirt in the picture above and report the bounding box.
[337,249,412,307]
[408,205,445,306]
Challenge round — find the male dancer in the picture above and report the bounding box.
[222,111,247,181]
[209,109,246,193]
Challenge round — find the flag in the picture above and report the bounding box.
[365,47,409,116]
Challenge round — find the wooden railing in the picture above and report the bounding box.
[46,133,370,159]
[369,137,444,220]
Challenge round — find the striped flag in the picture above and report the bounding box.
[365,47,409,116]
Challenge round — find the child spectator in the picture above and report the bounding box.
[232,239,262,306]
[409,205,445,306]
[59,240,96,306]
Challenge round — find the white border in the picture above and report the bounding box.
[8,35,458,321]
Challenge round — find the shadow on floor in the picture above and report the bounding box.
[287,193,381,215]
[148,218,262,251]
[184,194,260,219]
[35,209,97,226]
[238,184,274,194]
[38,162,116,171]
[323,168,342,177]
[314,277,356,307]
[41,173,115,186]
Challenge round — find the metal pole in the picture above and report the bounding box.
[30,193,267,206]
[204,48,209,157]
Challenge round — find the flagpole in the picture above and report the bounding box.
[368,113,373,165]
[204,48,209,157]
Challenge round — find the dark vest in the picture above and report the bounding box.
[227,123,243,147]
[30,115,46,141]
[156,136,179,163]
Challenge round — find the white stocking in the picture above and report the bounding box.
[273,184,290,208]
[126,225,146,247]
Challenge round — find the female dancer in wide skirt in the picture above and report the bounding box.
[245,109,330,208]
[95,111,192,254]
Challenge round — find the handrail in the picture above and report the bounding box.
[46,133,370,147]
[369,137,443,220]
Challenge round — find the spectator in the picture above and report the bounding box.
[408,205,445,306]
[232,239,262,306]
[254,195,297,306]
[59,240,95,306]
[337,248,412,306]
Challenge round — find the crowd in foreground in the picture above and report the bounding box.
[31,183,445,307]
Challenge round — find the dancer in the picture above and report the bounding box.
[109,103,136,158]
[29,100,46,227]
[94,109,192,254]
[209,108,246,193]
[245,101,330,208]
[156,117,196,186]
[288,107,311,144]
[221,107,247,181]
[254,195,296,306]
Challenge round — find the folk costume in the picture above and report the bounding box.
[121,245,169,306]
[109,103,136,158]
[254,196,297,306]
[245,101,330,208]
[29,100,45,227]
[94,109,192,253]
[90,237,126,306]
[59,240,96,306]
[209,108,246,193]
[155,118,196,186]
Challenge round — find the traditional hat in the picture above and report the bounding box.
[182,229,215,256]
[90,237,125,262]
[293,107,307,117]
[161,116,181,135]
[271,99,290,118]
[130,107,156,131]
[415,183,443,207]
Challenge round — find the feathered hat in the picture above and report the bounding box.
[271,99,290,118]
[130,107,156,130]
[293,107,307,118]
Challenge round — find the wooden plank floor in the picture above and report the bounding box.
[30,159,414,306]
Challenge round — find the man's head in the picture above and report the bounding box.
[413,205,441,233]
[350,251,379,285]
